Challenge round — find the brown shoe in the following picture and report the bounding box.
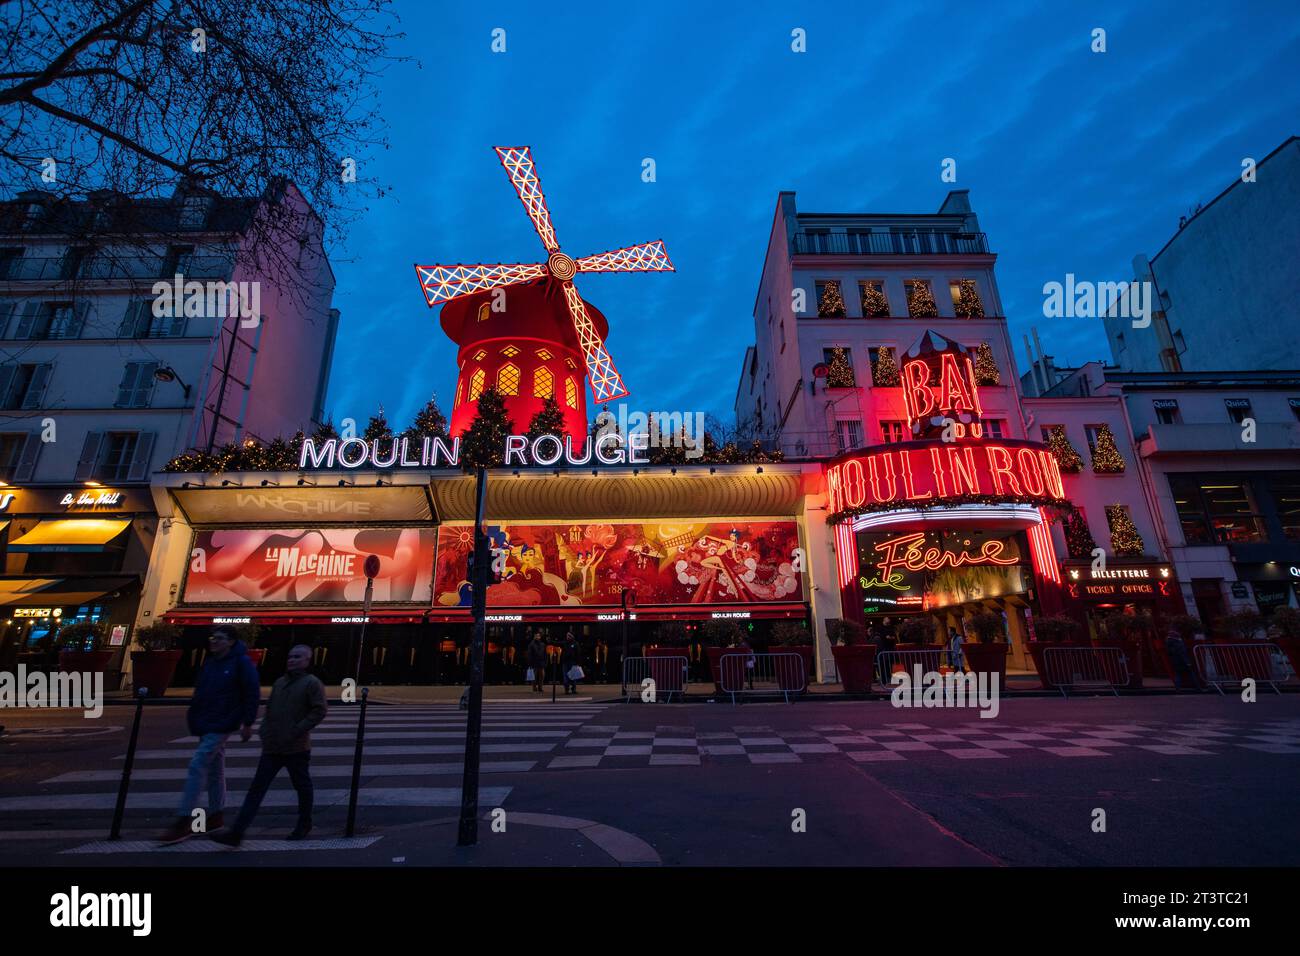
[157,818,192,846]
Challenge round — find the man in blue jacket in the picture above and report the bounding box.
[158,627,260,845]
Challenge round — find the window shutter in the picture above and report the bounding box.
[13,301,40,339]
[0,364,15,408]
[137,361,159,406]
[70,300,89,338]
[116,363,139,407]
[126,431,156,481]
[167,310,187,337]
[12,432,42,482]
[0,302,13,338]
[74,430,104,481]
[21,362,51,409]
[117,300,139,337]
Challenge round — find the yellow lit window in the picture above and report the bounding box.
[472,349,487,361]
[565,377,578,409]
[455,377,464,407]
[535,348,553,360]
[469,368,485,401]
[533,366,554,399]
[498,363,520,395]
[565,357,578,370]
[477,303,490,322]
[501,345,520,357]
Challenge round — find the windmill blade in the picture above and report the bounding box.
[414,262,547,306]
[575,240,675,274]
[495,146,561,253]
[561,281,628,402]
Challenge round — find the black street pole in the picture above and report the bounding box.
[109,687,147,840]
[457,466,490,847]
[345,687,369,837]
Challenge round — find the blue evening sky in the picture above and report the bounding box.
[323,0,1300,432]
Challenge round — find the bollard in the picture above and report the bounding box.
[109,687,148,840]
[345,686,368,837]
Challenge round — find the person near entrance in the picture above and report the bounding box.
[212,644,327,845]
[1164,628,1204,691]
[946,627,965,671]
[561,629,582,695]
[158,626,260,845]
[526,630,548,692]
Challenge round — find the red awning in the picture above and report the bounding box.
[426,603,809,624]
[164,608,426,626]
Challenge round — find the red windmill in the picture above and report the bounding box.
[415,146,674,439]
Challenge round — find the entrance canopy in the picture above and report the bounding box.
[8,519,131,552]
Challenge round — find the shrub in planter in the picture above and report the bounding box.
[961,611,1008,683]
[131,622,183,699]
[769,622,813,689]
[701,619,745,689]
[828,618,876,694]
[1217,610,1265,643]
[643,622,689,694]
[56,621,114,673]
[896,616,936,648]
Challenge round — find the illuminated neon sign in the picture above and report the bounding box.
[901,353,983,434]
[824,440,1066,515]
[870,531,1018,582]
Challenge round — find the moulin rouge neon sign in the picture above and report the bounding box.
[825,439,1066,514]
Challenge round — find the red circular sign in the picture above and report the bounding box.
[363,554,381,579]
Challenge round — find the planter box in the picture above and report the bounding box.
[705,646,739,691]
[1276,637,1300,680]
[1091,639,1144,689]
[644,646,688,695]
[772,645,813,690]
[830,644,877,694]
[961,642,1008,684]
[57,650,114,674]
[130,650,182,699]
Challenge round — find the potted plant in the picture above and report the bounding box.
[961,611,1009,683]
[1026,614,1081,688]
[1267,606,1300,677]
[55,621,114,674]
[828,618,876,694]
[1092,613,1145,689]
[644,621,689,696]
[770,621,813,690]
[701,619,745,692]
[895,616,936,651]
[229,623,267,668]
[130,621,183,698]
[1218,610,1265,643]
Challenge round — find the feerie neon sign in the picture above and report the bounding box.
[870,531,1018,582]
[824,439,1066,514]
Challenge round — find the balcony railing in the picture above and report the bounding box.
[793,231,988,256]
[0,255,232,282]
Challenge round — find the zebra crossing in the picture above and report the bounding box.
[0,703,611,853]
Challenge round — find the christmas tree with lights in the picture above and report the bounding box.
[817,280,846,317]
[973,342,1000,385]
[404,395,448,441]
[525,396,568,444]
[460,387,515,471]
[906,280,938,317]
[826,347,855,387]
[954,279,984,318]
[1106,505,1145,556]
[1063,509,1097,558]
[872,346,900,386]
[1046,425,1084,473]
[363,405,392,442]
[1090,423,1126,473]
[860,281,890,317]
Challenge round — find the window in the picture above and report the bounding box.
[179,196,211,229]
[859,281,890,317]
[869,346,900,386]
[13,300,85,340]
[115,361,158,408]
[0,432,38,482]
[1153,399,1181,425]
[1084,425,1102,457]
[803,229,830,253]
[472,349,487,361]
[468,368,485,402]
[497,363,520,396]
[0,247,23,279]
[162,245,194,278]
[979,419,1006,439]
[501,345,520,357]
[455,377,463,408]
[80,431,155,483]
[1289,399,1300,422]
[880,420,906,444]
[564,357,578,370]
[533,366,554,399]
[60,247,90,280]
[822,347,855,387]
[119,299,185,338]
[1105,504,1145,556]
[535,348,553,360]
[0,363,52,410]
[1224,399,1252,424]
[565,377,578,409]
[1269,478,1300,542]
[476,303,490,322]
[949,279,984,318]
[815,280,846,318]
[904,279,938,317]
[1169,475,1266,545]
[836,420,863,452]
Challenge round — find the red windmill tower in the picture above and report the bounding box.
[416,147,674,440]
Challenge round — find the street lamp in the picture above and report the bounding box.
[153,365,191,399]
[620,588,637,695]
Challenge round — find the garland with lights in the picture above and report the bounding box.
[1063,507,1097,558]
[363,405,392,442]
[825,346,855,387]
[817,280,846,317]
[906,280,938,317]
[828,493,1075,528]
[860,281,889,317]
[1105,505,1145,555]
[973,342,999,385]
[871,346,900,386]
[954,279,984,318]
[1046,425,1084,473]
[1090,423,1126,473]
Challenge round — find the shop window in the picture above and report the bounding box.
[565,377,578,409]
[1224,399,1251,424]
[880,420,906,444]
[497,363,520,396]
[1169,475,1266,544]
[468,368,485,402]
[836,420,863,452]
[1268,478,1300,542]
[533,366,554,400]
[1154,399,1181,425]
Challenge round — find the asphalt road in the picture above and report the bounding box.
[2,692,1297,867]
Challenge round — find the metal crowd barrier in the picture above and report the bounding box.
[1194,642,1287,695]
[621,655,689,702]
[877,648,950,687]
[718,651,806,704]
[1041,647,1130,698]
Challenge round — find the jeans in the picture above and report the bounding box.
[232,751,314,835]
[178,732,229,817]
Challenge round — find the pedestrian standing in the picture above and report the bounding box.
[526,631,547,692]
[561,630,582,695]
[158,627,259,845]
[212,645,327,845]
[946,627,964,671]
[1165,629,1203,690]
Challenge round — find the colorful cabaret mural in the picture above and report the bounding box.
[434,521,804,608]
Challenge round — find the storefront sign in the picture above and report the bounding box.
[173,485,433,524]
[710,611,751,619]
[825,440,1065,515]
[434,520,803,609]
[901,353,982,433]
[60,490,123,509]
[212,616,251,624]
[109,625,127,646]
[485,614,523,622]
[856,529,1029,614]
[1231,582,1249,599]
[1252,581,1291,616]
[298,432,653,470]
[14,607,61,618]
[330,616,370,624]
[183,527,437,604]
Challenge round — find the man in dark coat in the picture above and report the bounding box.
[213,644,327,844]
[158,627,259,844]
[526,632,548,692]
[561,630,581,695]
